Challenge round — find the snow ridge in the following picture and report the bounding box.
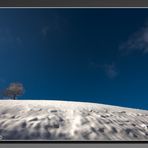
[0,100,148,141]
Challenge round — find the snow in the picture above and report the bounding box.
[0,100,148,141]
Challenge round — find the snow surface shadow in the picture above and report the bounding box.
[0,100,148,140]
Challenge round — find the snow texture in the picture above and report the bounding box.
[0,100,148,141]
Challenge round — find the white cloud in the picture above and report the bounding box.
[41,14,68,38]
[41,26,50,37]
[0,28,22,47]
[119,24,148,55]
[89,61,118,79]
[104,63,118,79]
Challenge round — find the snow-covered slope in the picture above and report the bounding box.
[0,100,148,141]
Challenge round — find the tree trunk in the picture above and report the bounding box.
[13,95,16,100]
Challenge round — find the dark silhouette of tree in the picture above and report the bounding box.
[3,82,25,100]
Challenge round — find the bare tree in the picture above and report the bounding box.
[3,82,25,100]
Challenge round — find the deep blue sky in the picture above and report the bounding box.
[0,8,148,110]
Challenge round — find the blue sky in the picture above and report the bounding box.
[0,8,148,110]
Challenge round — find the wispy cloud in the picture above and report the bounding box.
[89,61,118,79]
[119,24,148,55]
[16,36,22,45]
[41,26,50,37]
[0,28,23,47]
[104,63,118,79]
[41,14,68,38]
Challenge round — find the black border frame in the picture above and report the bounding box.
[0,0,148,7]
[0,141,148,144]
[0,0,148,146]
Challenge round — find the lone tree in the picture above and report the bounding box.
[3,82,25,100]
